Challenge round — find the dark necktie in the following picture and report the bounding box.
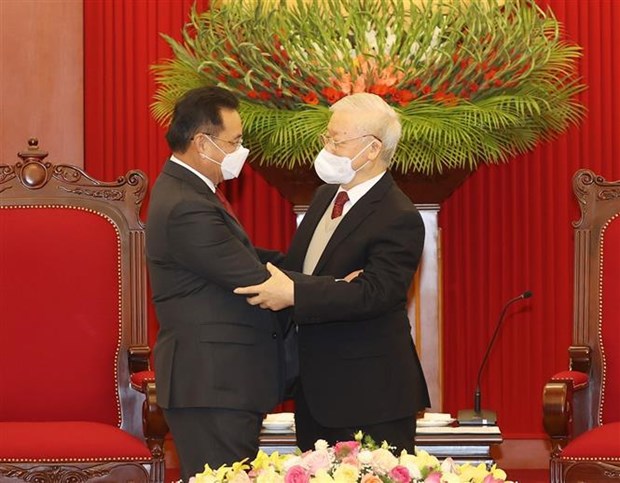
[215,187,240,223]
[331,191,349,219]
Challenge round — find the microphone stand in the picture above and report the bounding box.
[457,291,533,426]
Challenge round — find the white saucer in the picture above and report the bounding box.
[263,421,294,431]
[262,426,295,434]
[417,418,456,427]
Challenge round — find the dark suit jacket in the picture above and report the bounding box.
[146,160,284,412]
[283,172,430,427]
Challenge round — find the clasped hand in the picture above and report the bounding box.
[234,264,364,311]
[234,263,294,311]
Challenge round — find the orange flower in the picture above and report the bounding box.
[302,91,319,105]
[321,87,344,104]
[369,84,390,96]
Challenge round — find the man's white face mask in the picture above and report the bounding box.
[313,141,374,185]
[200,136,249,180]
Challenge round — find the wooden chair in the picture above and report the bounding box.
[543,169,620,482]
[0,139,167,482]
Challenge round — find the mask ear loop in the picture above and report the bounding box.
[350,140,378,172]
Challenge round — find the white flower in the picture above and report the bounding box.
[365,27,378,53]
[384,28,396,55]
[440,457,458,475]
[314,439,329,451]
[370,448,398,473]
[358,450,373,465]
[282,455,303,471]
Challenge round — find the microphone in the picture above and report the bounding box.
[457,290,533,426]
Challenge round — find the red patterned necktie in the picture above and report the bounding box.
[331,191,350,219]
[215,187,240,223]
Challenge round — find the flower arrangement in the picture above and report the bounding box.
[152,0,584,174]
[189,433,512,483]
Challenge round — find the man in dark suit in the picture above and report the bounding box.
[146,86,284,481]
[235,92,430,454]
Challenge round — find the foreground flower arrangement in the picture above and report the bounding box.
[189,433,511,483]
[152,0,584,175]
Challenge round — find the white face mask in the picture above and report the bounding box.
[313,142,373,185]
[201,137,249,180]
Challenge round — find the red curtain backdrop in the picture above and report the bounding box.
[84,0,620,438]
[440,0,620,438]
[83,0,297,357]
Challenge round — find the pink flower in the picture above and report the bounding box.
[285,465,310,483]
[483,476,504,483]
[423,472,441,483]
[342,455,361,467]
[388,465,411,483]
[301,449,331,475]
[334,441,361,458]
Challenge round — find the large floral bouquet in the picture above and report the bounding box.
[152,0,584,175]
[189,434,511,483]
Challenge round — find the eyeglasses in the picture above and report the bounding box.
[319,133,381,149]
[197,132,244,151]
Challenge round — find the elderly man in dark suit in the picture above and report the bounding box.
[146,86,285,482]
[235,93,430,454]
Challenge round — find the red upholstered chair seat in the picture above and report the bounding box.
[131,370,156,392]
[0,422,152,461]
[561,422,620,460]
[551,371,589,391]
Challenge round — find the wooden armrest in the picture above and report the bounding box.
[568,345,591,373]
[142,380,169,459]
[542,345,592,455]
[129,345,151,373]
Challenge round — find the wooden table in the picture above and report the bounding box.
[260,425,502,466]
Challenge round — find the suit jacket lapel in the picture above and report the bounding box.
[312,172,394,275]
[162,160,256,254]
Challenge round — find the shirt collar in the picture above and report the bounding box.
[337,170,387,207]
[170,154,217,193]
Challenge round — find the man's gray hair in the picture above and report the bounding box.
[330,93,402,165]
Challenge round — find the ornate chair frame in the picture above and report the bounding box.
[0,139,167,482]
[543,169,620,482]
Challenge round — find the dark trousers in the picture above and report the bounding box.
[163,407,263,482]
[294,384,416,454]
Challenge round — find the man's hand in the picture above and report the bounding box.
[343,269,363,282]
[234,262,294,311]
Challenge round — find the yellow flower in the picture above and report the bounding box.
[490,465,507,481]
[193,465,219,483]
[252,451,272,472]
[256,466,284,483]
[457,463,492,483]
[311,469,335,483]
[440,473,461,483]
[332,463,359,483]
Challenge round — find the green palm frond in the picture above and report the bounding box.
[151,0,585,174]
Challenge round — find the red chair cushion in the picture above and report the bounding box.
[561,422,620,459]
[601,220,620,423]
[551,371,589,390]
[0,208,121,426]
[0,422,151,461]
[130,370,155,392]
